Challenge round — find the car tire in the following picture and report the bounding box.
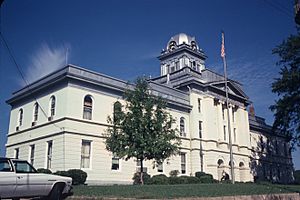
[48,184,63,200]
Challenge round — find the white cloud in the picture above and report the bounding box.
[22,43,70,85]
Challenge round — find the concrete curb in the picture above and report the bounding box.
[67,193,300,200]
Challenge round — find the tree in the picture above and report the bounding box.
[271,32,300,147]
[105,77,181,184]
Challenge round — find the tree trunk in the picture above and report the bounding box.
[140,159,144,185]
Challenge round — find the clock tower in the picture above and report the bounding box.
[159,33,207,76]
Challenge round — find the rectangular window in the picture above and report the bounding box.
[170,66,175,73]
[180,153,186,174]
[233,128,237,143]
[30,145,35,166]
[275,140,279,155]
[222,105,226,120]
[14,148,19,159]
[81,140,91,168]
[47,141,53,169]
[157,162,163,172]
[198,98,201,113]
[223,126,226,141]
[83,102,92,120]
[175,61,180,70]
[199,121,202,139]
[111,154,119,170]
[232,109,235,122]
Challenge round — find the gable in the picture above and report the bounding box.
[209,80,248,99]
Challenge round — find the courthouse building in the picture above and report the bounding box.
[5,33,294,184]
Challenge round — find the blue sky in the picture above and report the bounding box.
[0,0,299,169]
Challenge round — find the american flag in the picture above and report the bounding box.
[221,32,226,58]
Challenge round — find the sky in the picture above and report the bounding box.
[0,0,299,169]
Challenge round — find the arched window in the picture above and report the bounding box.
[18,109,23,126]
[33,103,39,122]
[180,117,185,137]
[168,41,176,51]
[50,96,56,117]
[217,159,224,167]
[239,162,245,168]
[83,95,93,120]
[113,101,122,123]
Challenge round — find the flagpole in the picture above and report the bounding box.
[221,31,235,184]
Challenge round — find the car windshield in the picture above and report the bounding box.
[12,160,37,173]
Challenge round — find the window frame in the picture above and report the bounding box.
[223,125,226,141]
[83,95,93,120]
[50,96,56,117]
[233,128,237,143]
[81,140,91,169]
[199,121,202,139]
[198,98,201,113]
[47,141,53,169]
[14,148,19,159]
[33,103,39,122]
[18,109,23,127]
[111,153,120,171]
[29,144,35,166]
[179,117,186,137]
[222,104,226,120]
[180,152,186,174]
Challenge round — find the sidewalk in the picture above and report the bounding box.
[67,193,300,200]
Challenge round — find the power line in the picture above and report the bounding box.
[272,0,294,14]
[263,0,294,18]
[0,32,63,131]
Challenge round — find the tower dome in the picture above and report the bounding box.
[167,33,198,51]
[159,33,206,76]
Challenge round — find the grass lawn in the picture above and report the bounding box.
[73,183,300,199]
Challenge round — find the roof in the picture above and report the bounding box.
[7,64,192,111]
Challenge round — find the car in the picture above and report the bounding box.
[0,157,73,200]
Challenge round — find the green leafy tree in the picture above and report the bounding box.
[271,32,300,147]
[105,77,181,184]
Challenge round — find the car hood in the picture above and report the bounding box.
[46,174,72,183]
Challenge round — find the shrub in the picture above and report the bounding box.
[221,179,232,184]
[67,169,87,185]
[54,169,87,185]
[132,172,151,185]
[169,170,179,177]
[199,175,216,183]
[185,176,201,184]
[294,170,300,185]
[54,170,69,177]
[195,171,206,178]
[195,171,214,180]
[148,174,169,185]
[168,176,186,184]
[37,168,52,174]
